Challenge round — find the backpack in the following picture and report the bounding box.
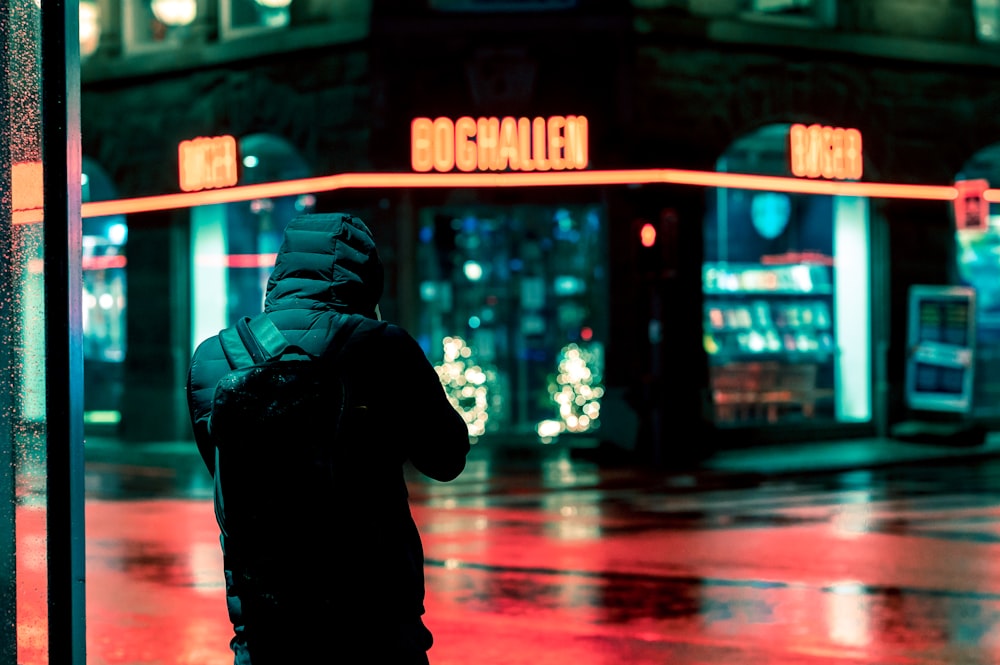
[208,312,364,548]
[210,313,360,453]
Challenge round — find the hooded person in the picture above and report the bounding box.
[186,212,471,664]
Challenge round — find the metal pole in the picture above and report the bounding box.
[42,0,86,659]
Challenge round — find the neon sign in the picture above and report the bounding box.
[411,115,589,173]
[789,123,862,180]
[178,135,239,193]
[954,178,989,231]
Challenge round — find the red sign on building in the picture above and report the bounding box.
[178,135,239,193]
[789,123,863,180]
[954,178,990,231]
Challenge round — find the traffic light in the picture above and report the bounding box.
[632,208,678,280]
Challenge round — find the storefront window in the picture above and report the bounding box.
[416,203,608,443]
[220,0,291,38]
[704,123,871,428]
[123,0,206,52]
[955,144,1000,420]
[82,156,127,426]
[974,0,1000,43]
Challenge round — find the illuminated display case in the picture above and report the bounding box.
[703,262,834,359]
[703,261,836,424]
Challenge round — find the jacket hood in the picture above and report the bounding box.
[263,213,384,318]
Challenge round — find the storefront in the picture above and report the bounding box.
[703,122,876,436]
[82,108,962,462]
[71,2,1000,461]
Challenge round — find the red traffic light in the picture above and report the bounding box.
[639,222,657,248]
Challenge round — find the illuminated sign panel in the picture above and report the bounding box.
[178,135,239,192]
[789,123,862,180]
[411,115,589,173]
[954,178,989,231]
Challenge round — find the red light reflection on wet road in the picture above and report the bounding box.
[18,460,1000,664]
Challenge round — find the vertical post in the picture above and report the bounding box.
[0,0,18,660]
[42,0,86,660]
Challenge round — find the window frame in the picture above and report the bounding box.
[741,0,836,29]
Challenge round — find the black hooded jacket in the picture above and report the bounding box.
[186,213,470,654]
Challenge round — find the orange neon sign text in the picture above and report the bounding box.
[178,135,239,193]
[789,123,862,180]
[411,115,589,173]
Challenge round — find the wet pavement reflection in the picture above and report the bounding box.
[53,441,1000,662]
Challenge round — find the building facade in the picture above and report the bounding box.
[77,0,1000,461]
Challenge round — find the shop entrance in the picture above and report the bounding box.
[414,202,609,443]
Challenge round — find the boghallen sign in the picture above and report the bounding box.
[411,115,589,173]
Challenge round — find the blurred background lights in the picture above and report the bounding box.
[107,223,128,245]
[419,281,438,302]
[243,155,260,169]
[463,260,483,281]
[640,222,656,248]
[150,0,198,26]
[536,419,564,443]
[295,194,316,211]
[79,0,100,57]
[540,342,605,437]
[434,336,499,441]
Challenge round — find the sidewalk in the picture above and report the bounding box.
[700,432,1000,477]
[83,429,1000,486]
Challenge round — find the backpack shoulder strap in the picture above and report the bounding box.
[243,313,290,360]
[219,323,254,369]
[218,313,292,368]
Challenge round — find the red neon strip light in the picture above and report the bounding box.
[73,170,967,221]
[196,253,276,268]
[82,255,127,270]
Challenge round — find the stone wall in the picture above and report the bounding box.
[82,48,372,198]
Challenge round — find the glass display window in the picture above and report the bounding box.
[974,0,1000,43]
[220,0,291,39]
[82,157,127,421]
[415,203,608,443]
[955,144,1000,419]
[704,123,871,428]
[122,0,212,53]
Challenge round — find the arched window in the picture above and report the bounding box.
[190,133,315,348]
[703,122,872,428]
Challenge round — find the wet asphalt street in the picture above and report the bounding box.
[32,438,1000,664]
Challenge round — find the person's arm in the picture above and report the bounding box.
[387,327,471,482]
[186,337,229,475]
